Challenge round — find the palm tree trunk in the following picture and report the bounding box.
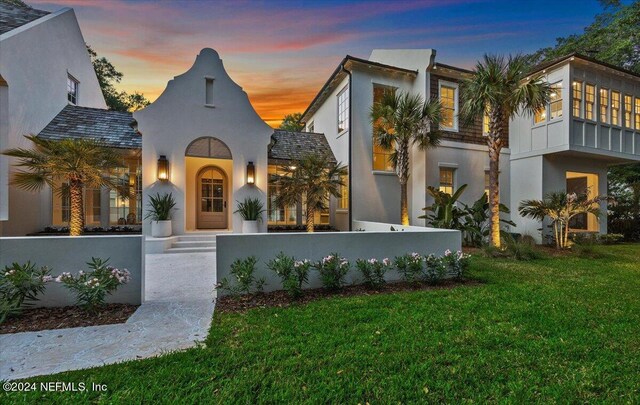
[488,145,501,247]
[400,182,409,226]
[397,141,410,226]
[306,204,315,233]
[69,179,84,236]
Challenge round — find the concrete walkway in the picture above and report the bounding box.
[0,252,216,381]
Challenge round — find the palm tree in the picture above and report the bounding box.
[519,191,604,249]
[370,91,441,225]
[3,135,124,236]
[275,153,347,233]
[460,54,550,248]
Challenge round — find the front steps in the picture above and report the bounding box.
[165,233,220,253]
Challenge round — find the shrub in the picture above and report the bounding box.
[216,256,265,296]
[355,258,391,289]
[394,253,423,284]
[314,253,350,290]
[598,233,624,245]
[424,254,448,284]
[441,250,471,280]
[0,262,52,323]
[266,252,311,298]
[56,258,130,312]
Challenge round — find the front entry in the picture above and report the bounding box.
[197,166,227,229]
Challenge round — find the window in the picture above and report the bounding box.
[439,81,458,130]
[67,75,78,105]
[205,77,214,105]
[52,184,101,226]
[566,171,599,232]
[585,84,595,120]
[624,95,632,128]
[307,121,314,133]
[482,107,490,136]
[611,91,620,126]
[372,84,395,171]
[599,88,609,123]
[109,158,142,225]
[439,167,455,195]
[572,81,583,118]
[337,86,349,133]
[534,107,546,124]
[635,97,640,130]
[267,165,298,225]
[338,174,348,210]
[550,82,563,119]
[484,171,490,197]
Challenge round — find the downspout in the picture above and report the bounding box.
[342,64,353,231]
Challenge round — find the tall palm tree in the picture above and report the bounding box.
[275,153,347,233]
[370,91,441,225]
[3,135,124,236]
[460,54,551,247]
[519,191,604,249]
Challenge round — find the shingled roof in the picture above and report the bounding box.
[0,1,49,35]
[38,105,140,150]
[268,130,336,164]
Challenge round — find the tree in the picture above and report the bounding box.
[460,54,550,248]
[370,91,441,225]
[608,163,640,240]
[3,136,124,236]
[275,154,347,232]
[87,45,150,112]
[519,191,604,249]
[279,113,305,132]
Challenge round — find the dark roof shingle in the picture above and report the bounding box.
[0,1,49,35]
[38,105,140,150]
[268,130,336,164]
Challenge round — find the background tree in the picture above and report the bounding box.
[275,154,346,232]
[87,45,150,112]
[278,112,305,132]
[370,91,441,225]
[460,54,550,248]
[3,136,124,236]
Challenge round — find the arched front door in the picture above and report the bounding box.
[197,166,227,229]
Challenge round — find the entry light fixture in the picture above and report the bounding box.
[157,155,169,182]
[246,161,255,185]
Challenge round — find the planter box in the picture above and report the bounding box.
[151,220,172,237]
[242,220,259,233]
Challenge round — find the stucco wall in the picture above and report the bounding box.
[0,8,106,235]
[0,235,143,307]
[216,225,461,296]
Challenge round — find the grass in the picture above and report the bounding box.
[4,244,640,403]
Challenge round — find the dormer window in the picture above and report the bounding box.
[438,80,458,131]
[67,74,78,105]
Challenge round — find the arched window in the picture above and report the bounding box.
[185,137,231,159]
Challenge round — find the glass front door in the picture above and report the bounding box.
[197,167,227,229]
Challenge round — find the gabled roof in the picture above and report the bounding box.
[527,52,640,80]
[0,1,49,35]
[268,130,336,165]
[38,105,141,150]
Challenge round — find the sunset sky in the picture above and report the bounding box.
[30,0,605,127]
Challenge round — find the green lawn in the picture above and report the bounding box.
[5,244,640,403]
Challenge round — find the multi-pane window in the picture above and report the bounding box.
[585,84,595,120]
[67,75,78,105]
[572,81,583,118]
[267,166,298,225]
[550,82,563,119]
[439,82,458,130]
[635,97,640,129]
[338,174,348,210]
[611,91,621,126]
[337,86,349,133]
[624,95,632,128]
[599,88,609,123]
[372,84,395,171]
[439,167,455,195]
[534,107,546,124]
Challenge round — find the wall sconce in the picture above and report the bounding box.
[246,161,255,185]
[157,155,169,182]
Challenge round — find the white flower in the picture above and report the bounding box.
[444,249,452,256]
[382,258,390,266]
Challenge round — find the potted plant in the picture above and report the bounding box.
[145,192,177,237]
[234,197,265,233]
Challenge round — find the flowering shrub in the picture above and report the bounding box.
[441,250,471,279]
[56,257,131,312]
[216,256,265,296]
[394,252,424,284]
[424,254,447,284]
[0,262,52,323]
[266,252,311,298]
[314,253,350,290]
[355,258,391,289]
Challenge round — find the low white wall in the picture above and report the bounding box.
[353,220,443,232]
[216,226,461,296]
[0,235,144,307]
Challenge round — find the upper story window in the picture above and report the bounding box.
[372,84,396,172]
[611,91,621,126]
[599,88,609,123]
[624,95,632,128]
[549,82,563,119]
[439,167,455,195]
[67,74,79,105]
[205,77,214,106]
[439,81,458,131]
[307,121,314,133]
[337,86,349,133]
[572,81,583,118]
[585,84,595,120]
[635,97,640,129]
[534,106,546,124]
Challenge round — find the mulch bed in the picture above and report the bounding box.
[215,279,480,313]
[0,304,139,334]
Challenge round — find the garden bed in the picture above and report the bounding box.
[0,304,139,334]
[267,225,337,233]
[216,278,479,312]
